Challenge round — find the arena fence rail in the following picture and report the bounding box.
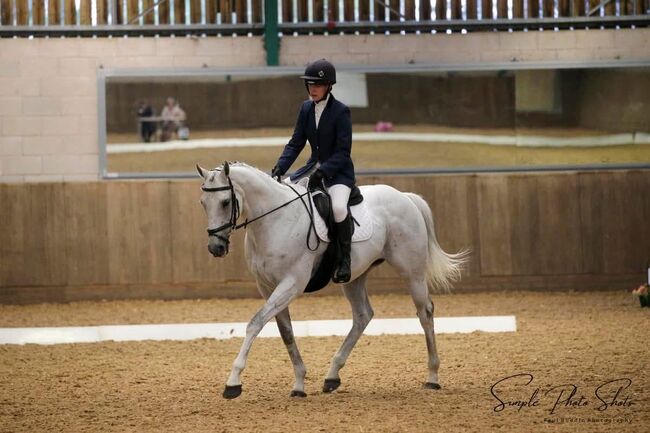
[0,0,648,37]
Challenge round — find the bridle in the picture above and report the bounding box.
[201,175,240,249]
[202,171,319,252]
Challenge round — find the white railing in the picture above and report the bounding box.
[0,0,648,36]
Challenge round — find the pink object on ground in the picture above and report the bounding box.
[374,121,394,132]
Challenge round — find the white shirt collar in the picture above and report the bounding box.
[314,93,330,128]
[314,93,330,108]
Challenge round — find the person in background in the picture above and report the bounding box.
[137,100,156,143]
[160,97,186,141]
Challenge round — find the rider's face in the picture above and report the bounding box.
[308,83,328,101]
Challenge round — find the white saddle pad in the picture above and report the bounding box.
[310,193,374,243]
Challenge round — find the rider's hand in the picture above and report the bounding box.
[308,169,325,191]
[271,165,283,182]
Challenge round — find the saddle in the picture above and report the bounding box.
[312,185,364,233]
[304,186,364,294]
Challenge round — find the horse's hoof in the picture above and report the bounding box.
[323,378,341,393]
[424,382,441,390]
[223,384,242,399]
[290,390,307,398]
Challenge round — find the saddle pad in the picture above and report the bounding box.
[311,196,374,243]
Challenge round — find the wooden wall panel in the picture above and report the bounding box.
[420,175,479,278]
[126,0,139,24]
[216,0,229,17]
[106,181,173,284]
[0,183,67,286]
[170,180,224,283]
[357,174,480,284]
[47,0,57,24]
[97,0,106,24]
[478,173,583,276]
[64,0,75,25]
[169,180,252,286]
[172,0,183,24]
[28,183,68,286]
[170,181,206,282]
[0,184,28,287]
[78,0,91,25]
[1,170,649,303]
[508,173,582,275]
[64,183,110,286]
[205,0,216,24]
[477,175,514,276]
[579,170,650,274]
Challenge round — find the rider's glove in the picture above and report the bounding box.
[308,169,325,191]
[271,165,284,182]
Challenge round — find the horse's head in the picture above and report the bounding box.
[197,162,240,258]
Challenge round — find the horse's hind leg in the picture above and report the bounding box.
[323,272,374,393]
[275,308,308,397]
[385,238,440,387]
[408,276,441,389]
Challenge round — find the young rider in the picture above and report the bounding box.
[271,59,355,284]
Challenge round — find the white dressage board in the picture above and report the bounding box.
[0,316,516,345]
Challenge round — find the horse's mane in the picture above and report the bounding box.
[210,161,277,183]
[207,161,301,195]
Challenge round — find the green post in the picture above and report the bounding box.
[264,0,280,66]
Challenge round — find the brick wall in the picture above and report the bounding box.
[1,28,649,183]
[279,28,650,65]
[0,37,265,182]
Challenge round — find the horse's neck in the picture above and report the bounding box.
[230,165,295,230]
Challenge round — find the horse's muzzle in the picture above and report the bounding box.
[208,241,227,257]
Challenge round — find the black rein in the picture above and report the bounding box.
[201,176,318,250]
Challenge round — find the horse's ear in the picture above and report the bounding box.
[223,161,230,176]
[196,164,207,179]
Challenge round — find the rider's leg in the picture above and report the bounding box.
[328,184,352,283]
[328,184,351,223]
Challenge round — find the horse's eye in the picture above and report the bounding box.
[221,199,230,208]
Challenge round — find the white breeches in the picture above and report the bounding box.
[327,184,351,223]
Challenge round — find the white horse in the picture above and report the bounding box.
[197,161,468,399]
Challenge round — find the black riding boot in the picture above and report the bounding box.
[332,214,353,283]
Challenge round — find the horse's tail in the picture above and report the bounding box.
[405,193,470,293]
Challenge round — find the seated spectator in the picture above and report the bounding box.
[137,100,156,143]
[160,97,187,141]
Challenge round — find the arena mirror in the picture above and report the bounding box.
[99,63,650,178]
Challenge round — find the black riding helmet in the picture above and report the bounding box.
[300,59,336,100]
[300,59,337,84]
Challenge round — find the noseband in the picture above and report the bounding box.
[202,175,240,248]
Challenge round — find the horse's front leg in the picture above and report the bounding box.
[223,275,305,399]
[257,283,307,398]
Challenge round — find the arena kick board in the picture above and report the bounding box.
[0,316,516,345]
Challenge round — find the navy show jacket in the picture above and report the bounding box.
[276,94,355,188]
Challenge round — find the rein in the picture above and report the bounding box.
[202,174,321,251]
[286,184,322,252]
